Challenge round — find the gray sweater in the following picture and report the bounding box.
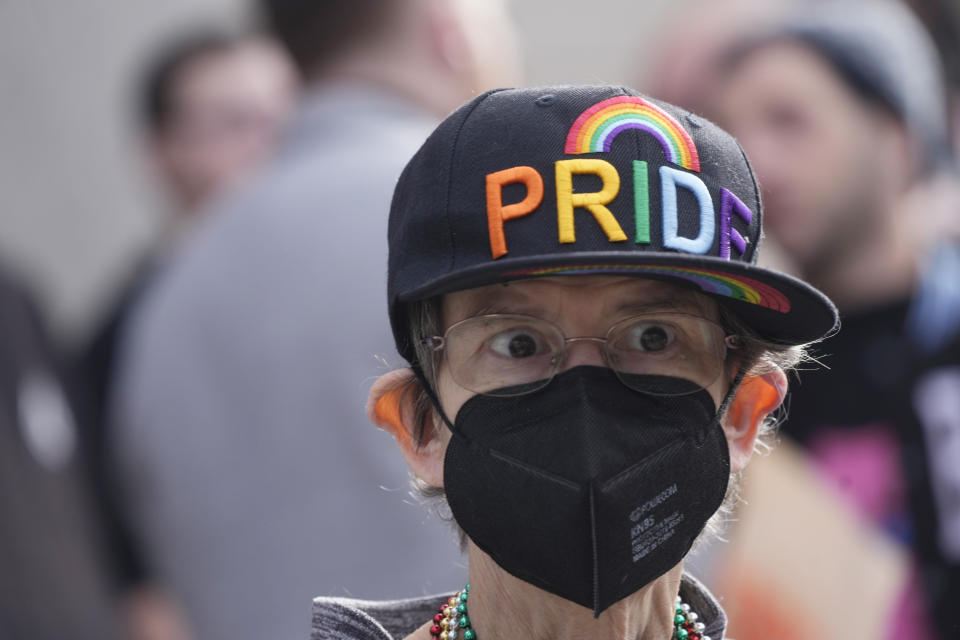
[311,574,726,639]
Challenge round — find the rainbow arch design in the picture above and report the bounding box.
[565,96,701,172]
[502,264,791,313]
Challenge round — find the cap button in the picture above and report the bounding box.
[535,94,556,107]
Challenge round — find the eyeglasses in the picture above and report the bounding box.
[422,312,740,397]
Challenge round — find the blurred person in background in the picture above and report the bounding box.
[638,0,795,121]
[906,0,960,146]
[74,29,297,640]
[0,263,121,640]
[111,1,521,639]
[903,0,960,241]
[717,1,960,637]
[141,31,298,217]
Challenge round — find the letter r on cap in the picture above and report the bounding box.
[555,159,627,245]
[487,166,544,259]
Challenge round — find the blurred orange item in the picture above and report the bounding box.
[713,441,908,640]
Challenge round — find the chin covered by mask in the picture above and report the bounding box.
[442,365,733,616]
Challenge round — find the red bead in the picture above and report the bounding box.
[684,622,695,630]
[433,614,443,624]
[688,634,700,640]
[430,625,442,636]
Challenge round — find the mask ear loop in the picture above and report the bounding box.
[410,360,456,446]
[699,363,748,446]
[719,365,748,417]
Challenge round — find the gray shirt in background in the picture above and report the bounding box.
[114,84,466,640]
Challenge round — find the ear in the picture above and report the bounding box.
[145,132,173,178]
[367,368,447,487]
[426,0,473,77]
[723,368,787,473]
[873,111,918,193]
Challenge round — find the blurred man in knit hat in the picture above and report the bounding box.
[718,1,959,636]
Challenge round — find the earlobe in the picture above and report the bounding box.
[367,369,447,487]
[427,0,472,77]
[724,368,788,473]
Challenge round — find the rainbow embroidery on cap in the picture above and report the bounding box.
[503,264,790,313]
[565,96,701,172]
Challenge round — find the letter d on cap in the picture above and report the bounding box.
[661,166,714,255]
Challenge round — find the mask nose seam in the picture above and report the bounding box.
[589,482,602,619]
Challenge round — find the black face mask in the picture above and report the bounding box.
[442,365,734,616]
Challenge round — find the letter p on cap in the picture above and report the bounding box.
[486,166,544,259]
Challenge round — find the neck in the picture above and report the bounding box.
[803,201,918,313]
[409,545,684,640]
[311,51,464,117]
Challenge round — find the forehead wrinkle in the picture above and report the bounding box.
[449,282,534,321]
[613,292,716,318]
[443,276,718,326]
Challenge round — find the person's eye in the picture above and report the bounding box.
[623,322,676,353]
[488,328,548,359]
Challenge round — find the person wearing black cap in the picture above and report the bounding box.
[718,2,960,635]
[310,84,838,640]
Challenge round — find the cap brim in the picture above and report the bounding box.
[397,251,838,346]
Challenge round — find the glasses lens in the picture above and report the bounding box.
[605,313,727,396]
[443,315,563,396]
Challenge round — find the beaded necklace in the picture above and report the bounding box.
[429,584,474,640]
[673,594,711,640]
[429,585,712,640]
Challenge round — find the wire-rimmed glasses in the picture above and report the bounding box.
[422,312,740,397]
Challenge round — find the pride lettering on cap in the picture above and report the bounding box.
[485,96,753,261]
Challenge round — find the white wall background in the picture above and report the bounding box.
[0,0,671,341]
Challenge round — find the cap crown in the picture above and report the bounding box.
[390,85,761,288]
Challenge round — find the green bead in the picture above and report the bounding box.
[458,615,470,628]
[460,592,468,603]
[675,613,686,625]
[458,603,467,615]
[674,629,688,640]
[464,630,476,640]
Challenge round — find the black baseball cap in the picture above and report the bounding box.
[387,85,838,364]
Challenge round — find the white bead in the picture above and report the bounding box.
[681,603,691,613]
[702,636,711,640]
[695,622,706,632]
[688,612,698,622]
[676,595,682,603]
